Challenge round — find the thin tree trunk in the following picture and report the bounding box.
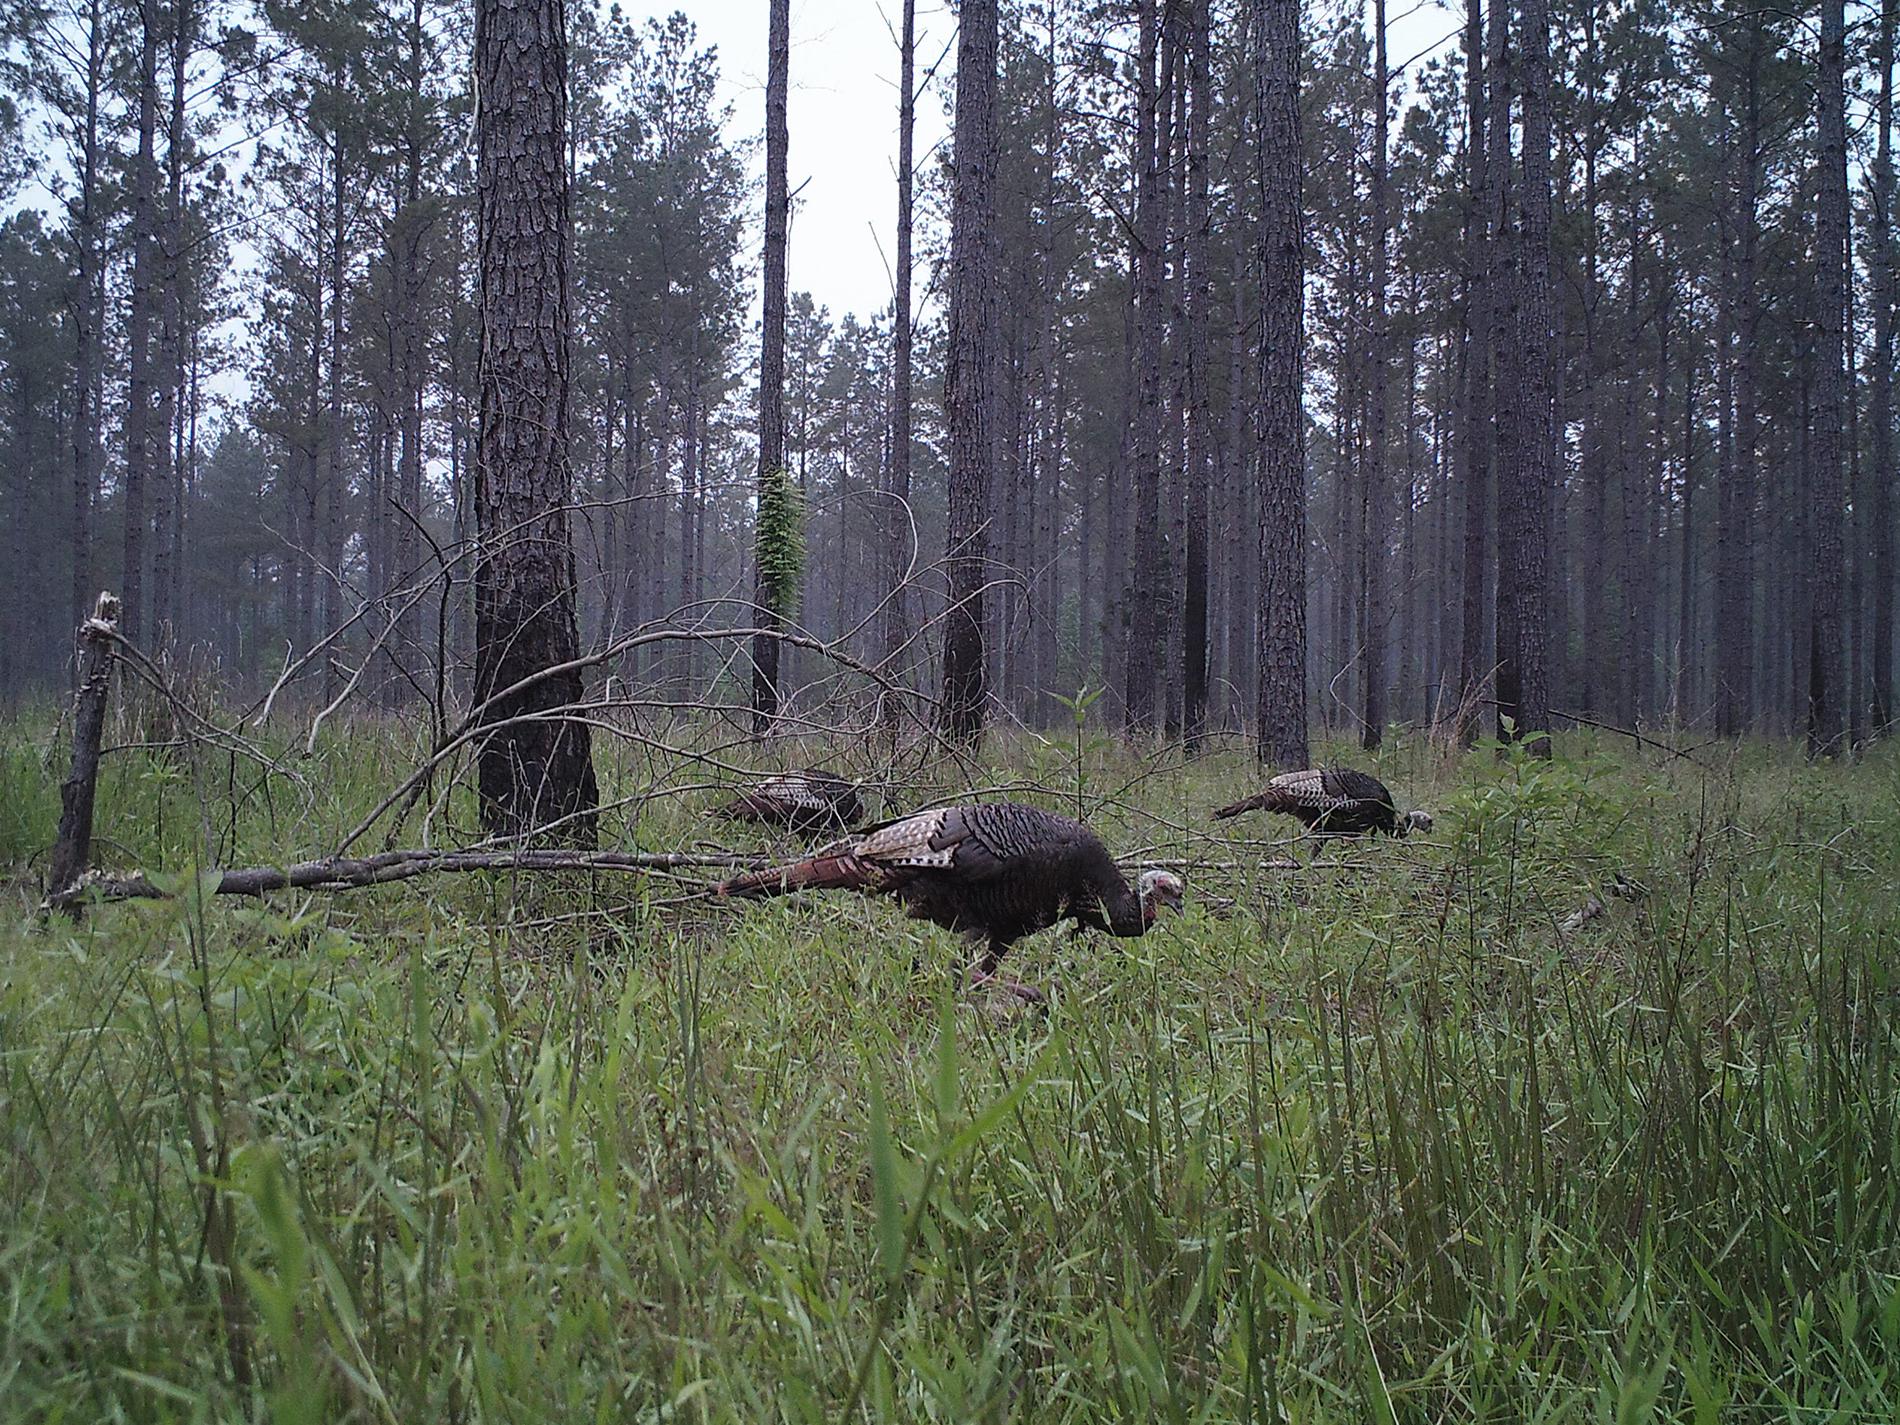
[1183,0,1212,742]
[1810,0,1848,754]
[1496,0,1552,753]
[941,0,999,741]
[881,0,916,724]
[1720,19,1764,736]
[1254,0,1308,767]
[1677,341,1699,722]
[69,0,106,643]
[472,0,599,842]
[121,0,162,647]
[1457,0,1489,737]
[1125,0,1164,731]
[1877,0,1897,734]
[1361,0,1391,749]
[752,0,790,729]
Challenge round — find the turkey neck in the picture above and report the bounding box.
[1086,865,1149,937]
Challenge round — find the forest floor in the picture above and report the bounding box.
[1,708,1897,1421]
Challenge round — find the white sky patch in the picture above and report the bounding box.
[617,0,958,325]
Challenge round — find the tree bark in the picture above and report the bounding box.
[1183,0,1212,742]
[121,0,162,647]
[940,0,999,741]
[472,0,599,842]
[1875,0,1897,734]
[1809,0,1847,754]
[1124,0,1164,731]
[1719,18,1763,736]
[1361,0,1391,749]
[752,0,791,730]
[1254,0,1308,767]
[881,0,916,726]
[1457,0,1490,736]
[1496,0,1552,754]
[69,0,106,644]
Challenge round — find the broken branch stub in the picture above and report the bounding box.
[45,591,121,913]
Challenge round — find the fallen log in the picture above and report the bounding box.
[43,848,762,912]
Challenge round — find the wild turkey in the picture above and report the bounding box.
[1212,767,1431,838]
[715,768,865,833]
[715,802,1186,1002]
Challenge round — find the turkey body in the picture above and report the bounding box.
[1213,767,1425,838]
[716,769,864,833]
[716,802,1184,993]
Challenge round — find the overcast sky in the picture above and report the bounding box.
[622,0,1464,326]
[619,1,959,325]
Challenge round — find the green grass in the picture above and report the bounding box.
[2,706,1898,1421]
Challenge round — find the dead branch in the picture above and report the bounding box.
[46,592,121,911]
[43,847,762,912]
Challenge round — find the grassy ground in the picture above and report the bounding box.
[1,705,1898,1421]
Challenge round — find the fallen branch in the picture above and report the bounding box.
[43,848,761,912]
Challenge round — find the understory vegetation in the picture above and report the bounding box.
[2,711,1897,1421]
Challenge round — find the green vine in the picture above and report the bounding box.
[756,466,805,617]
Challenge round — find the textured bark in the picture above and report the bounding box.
[394,0,430,699]
[1808,0,1847,754]
[881,0,916,724]
[47,592,120,906]
[121,0,161,647]
[1457,0,1489,734]
[1124,0,1164,731]
[940,0,998,741]
[1360,0,1390,749]
[151,0,190,643]
[1875,0,1897,735]
[752,0,790,729]
[1719,20,1763,736]
[472,0,599,843]
[69,0,106,642]
[1182,0,1212,742]
[1496,0,1551,754]
[1253,0,1308,767]
[1677,342,1699,721]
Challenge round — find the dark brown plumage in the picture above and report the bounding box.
[1213,767,1431,838]
[715,768,864,833]
[716,802,1185,1000]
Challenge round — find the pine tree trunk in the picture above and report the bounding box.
[1877,0,1897,734]
[1496,0,1552,754]
[881,0,916,725]
[752,0,790,730]
[472,0,599,843]
[1677,343,1699,722]
[1457,0,1489,737]
[1719,20,1763,736]
[121,0,162,648]
[1254,0,1308,767]
[1182,0,1212,742]
[1809,0,1848,754]
[151,0,190,645]
[69,0,106,643]
[941,0,998,741]
[1361,0,1391,749]
[1124,0,1164,731]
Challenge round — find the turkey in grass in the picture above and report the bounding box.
[1212,767,1431,838]
[715,768,865,833]
[714,802,1186,1002]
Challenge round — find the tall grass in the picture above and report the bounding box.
[1,715,1896,1420]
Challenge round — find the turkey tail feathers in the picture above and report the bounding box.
[716,853,874,899]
